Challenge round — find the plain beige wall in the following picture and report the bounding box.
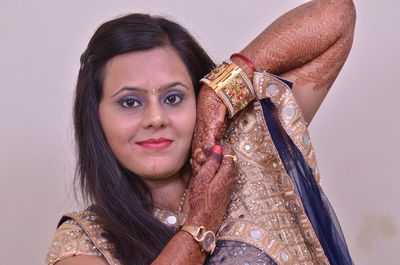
[0,0,398,264]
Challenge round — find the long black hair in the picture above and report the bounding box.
[74,14,215,265]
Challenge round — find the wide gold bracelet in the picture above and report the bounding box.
[201,60,255,118]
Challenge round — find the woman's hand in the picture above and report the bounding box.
[192,86,227,174]
[187,144,238,232]
[151,145,236,265]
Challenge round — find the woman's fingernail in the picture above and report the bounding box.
[212,145,222,155]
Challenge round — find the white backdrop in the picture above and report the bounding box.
[0,0,399,264]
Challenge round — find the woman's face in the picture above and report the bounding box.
[99,46,196,185]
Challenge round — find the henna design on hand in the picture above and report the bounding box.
[187,145,238,232]
[192,86,227,174]
[153,146,237,264]
[193,0,356,155]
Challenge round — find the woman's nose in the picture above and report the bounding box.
[140,102,169,129]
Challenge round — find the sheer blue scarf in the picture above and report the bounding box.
[259,96,354,265]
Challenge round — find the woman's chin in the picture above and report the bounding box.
[123,152,190,183]
[134,161,186,181]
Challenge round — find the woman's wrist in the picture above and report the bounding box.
[230,54,255,79]
[200,60,255,118]
[179,225,217,255]
[185,215,220,233]
[151,229,207,265]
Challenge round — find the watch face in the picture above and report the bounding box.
[202,231,216,253]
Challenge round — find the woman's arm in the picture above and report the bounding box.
[237,0,356,122]
[193,0,356,168]
[151,145,237,265]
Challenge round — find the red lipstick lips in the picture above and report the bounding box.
[136,138,173,150]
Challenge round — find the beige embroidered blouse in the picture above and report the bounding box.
[46,209,188,265]
[46,219,102,264]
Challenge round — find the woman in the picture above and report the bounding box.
[46,1,356,265]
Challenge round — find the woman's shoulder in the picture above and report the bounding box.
[45,211,118,265]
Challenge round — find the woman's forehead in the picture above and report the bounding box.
[102,47,193,96]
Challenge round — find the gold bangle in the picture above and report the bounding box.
[201,60,255,118]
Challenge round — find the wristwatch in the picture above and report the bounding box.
[179,225,216,254]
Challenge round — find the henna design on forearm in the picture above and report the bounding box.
[194,0,356,148]
[241,0,356,78]
[151,232,206,265]
[285,29,354,92]
[240,0,355,122]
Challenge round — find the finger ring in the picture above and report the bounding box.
[193,147,203,156]
[224,154,237,163]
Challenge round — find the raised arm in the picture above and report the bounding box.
[193,0,356,168]
[237,0,356,122]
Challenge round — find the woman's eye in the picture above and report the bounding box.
[120,98,141,108]
[164,94,183,105]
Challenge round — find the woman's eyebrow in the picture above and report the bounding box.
[111,81,189,98]
[111,86,147,98]
[158,81,190,92]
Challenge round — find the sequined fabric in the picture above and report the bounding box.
[219,73,330,264]
[205,240,277,265]
[46,219,103,265]
[46,212,121,265]
[45,209,189,265]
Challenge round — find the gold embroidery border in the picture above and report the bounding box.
[218,219,303,265]
[253,71,321,183]
[65,212,121,265]
[45,220,102,265]
[252,72,330,264]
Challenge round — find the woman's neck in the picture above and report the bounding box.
[145,164,191,212]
